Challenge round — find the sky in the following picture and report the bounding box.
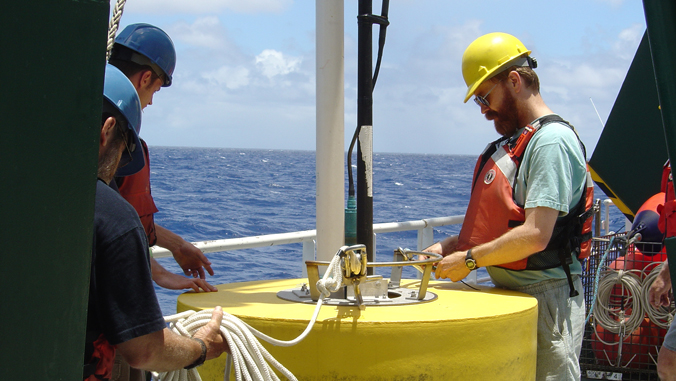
[114,0,647,155]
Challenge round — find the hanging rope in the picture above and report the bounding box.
[585,236,616,325]
[315,252,344,298]
[642,262,675,329]
[592,268,645,336]
[106,0,127,60]
[152,249,347,381]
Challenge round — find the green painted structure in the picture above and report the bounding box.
[589,31,667,221]
[643,0,676,302]
[0,1,109,379]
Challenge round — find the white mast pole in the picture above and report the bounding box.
[315,0,345,262]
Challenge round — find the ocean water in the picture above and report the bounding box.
[148,146,626,316]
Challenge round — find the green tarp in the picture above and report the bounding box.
[589,31,668,220]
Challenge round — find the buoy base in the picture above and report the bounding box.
[178,278,538,381]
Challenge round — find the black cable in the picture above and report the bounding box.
[371,0,389,89]
[460,280,480,291]
[347,1,390,198]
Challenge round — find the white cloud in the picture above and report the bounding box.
[202,66,250,89]
[116,0,648,155]
[614,24,645,60]
[173,17,228,49]
[595,0,624,8]
[125,0,293,15]
[255,49,302,79]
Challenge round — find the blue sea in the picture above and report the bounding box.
[148,146,626,316]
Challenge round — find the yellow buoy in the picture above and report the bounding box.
[178,278,537,381]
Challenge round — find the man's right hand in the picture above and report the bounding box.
[151,258,218,292]
[193,306,230,360]
[422,235,459,257]
[650,261,672,308]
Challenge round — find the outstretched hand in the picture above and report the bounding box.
[172,241,215,279]
[151,258,218,292]
[155,224,215,279]
[649,262,672,308]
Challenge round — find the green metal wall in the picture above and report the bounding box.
[0,1,109,379]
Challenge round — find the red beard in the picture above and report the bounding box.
[485,84,520,137]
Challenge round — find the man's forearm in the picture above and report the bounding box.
[117,328,203,372]
[472,207,558,268]
[155,224,186,252]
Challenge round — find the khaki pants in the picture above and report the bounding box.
[111,352,148,381]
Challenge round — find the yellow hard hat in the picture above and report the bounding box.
[461,32,532,103]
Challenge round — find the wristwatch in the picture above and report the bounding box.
[185,337,207,369]
[465,249,478,271]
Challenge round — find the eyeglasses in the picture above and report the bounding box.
[150,66,166,86]
[117,124,136,168]
[473,80,502,107]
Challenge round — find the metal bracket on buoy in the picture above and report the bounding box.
[277,246,442,307]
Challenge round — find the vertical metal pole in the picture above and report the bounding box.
[316,0,345,262]
[642,1,676,293]
[357,0,375,268]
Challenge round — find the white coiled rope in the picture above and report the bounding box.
[153,250,346,381]
[641,262,675,329]
[593,268,645,339]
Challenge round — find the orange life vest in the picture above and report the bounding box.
[116,140,158,245]
[457,115,594,296]
[83,333,116,380]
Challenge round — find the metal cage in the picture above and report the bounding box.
[580,233,673,380]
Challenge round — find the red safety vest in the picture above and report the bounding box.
[83,333,116,380]
[659,160,676,238]
[116,140,159,245]
[457,115,594,296]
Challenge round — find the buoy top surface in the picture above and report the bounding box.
[177,279,537,323]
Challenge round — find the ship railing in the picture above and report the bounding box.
[151,198,616,286]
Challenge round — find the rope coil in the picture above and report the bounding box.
[642,262,675,329]
[153,248,348,381]
[593,268,644,336]
[585,235,675,371]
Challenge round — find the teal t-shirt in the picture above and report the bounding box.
[486,115,588,289]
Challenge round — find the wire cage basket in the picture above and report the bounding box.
[581,233,674,380]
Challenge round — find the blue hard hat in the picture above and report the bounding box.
[114,23,176,87]
[103,64,144,177]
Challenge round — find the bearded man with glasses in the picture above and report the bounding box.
[424,32,594,381]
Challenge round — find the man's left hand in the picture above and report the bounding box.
[434,251,470,282]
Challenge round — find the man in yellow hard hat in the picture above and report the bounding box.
[426,32,593,380]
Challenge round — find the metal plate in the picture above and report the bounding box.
[277,285,438,306]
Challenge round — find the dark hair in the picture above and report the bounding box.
[492,65,540,93]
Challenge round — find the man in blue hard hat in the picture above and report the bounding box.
[108,23,218,293]
[84,64,228,381]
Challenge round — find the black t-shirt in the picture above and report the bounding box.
[87,180,165,346]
